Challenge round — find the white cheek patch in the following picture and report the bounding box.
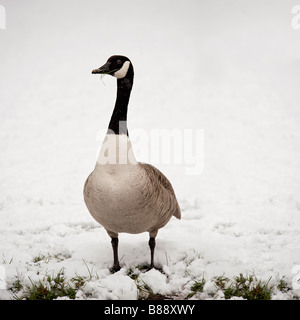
[113,60,130,79]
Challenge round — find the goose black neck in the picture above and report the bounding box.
[108,69,134,136]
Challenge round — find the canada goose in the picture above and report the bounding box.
[84,55,181,272]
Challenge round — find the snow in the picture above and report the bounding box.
[1,0,300,300]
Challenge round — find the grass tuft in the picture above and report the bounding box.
[213,273,273,300]
[186,276,206,299]
[9,269,87,300]
[277,276,292,293]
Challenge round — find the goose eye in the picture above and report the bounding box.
[117,60,122,65]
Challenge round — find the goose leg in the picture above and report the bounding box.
[148,237,156,269]
[110,237,121,272]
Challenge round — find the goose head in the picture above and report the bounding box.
[92,55,133,79]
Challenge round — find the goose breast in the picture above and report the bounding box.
[84,162,180,235]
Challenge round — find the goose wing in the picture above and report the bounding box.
[138,163,181,219]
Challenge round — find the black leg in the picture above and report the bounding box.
[148,237,156,269]
[110,237,121,272]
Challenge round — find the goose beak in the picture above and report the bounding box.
[92,62,110,74]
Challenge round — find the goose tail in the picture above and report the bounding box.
[173,206,181,220]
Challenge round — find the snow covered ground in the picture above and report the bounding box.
[1,0,300,299]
